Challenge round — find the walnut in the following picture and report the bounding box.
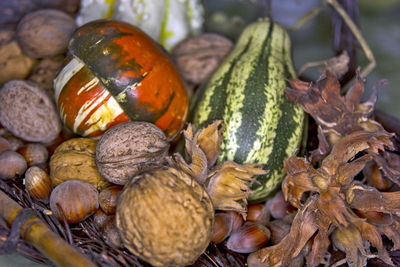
[0,80,61,143]
[16,9,76,58]
[172,33,233,85]
[116,166,214,267]
[95,122,169,185]
[0,29,35,86]
[50,138,109,191]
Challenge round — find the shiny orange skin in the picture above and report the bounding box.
[55,20,188,140]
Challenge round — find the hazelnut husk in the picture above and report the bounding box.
[50,138,109,191]
[16,9,76,58]
[0,29,35,85]
[96,122,169,185]
[98,185,123,215]
[172,33,233,85]
[116,166,214,267]
[24,166,52,201]
[0,80,61,143]
[17,143,48,167]
[50,180,99,224]
[0,151,27,179]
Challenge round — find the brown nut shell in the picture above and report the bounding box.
[98,185,123,215]
[116,166,214,267]
[0,150,27,179]
[16,9,76,58]
[24,166,52,200]
[50,138,109,191]
[50,180,99,224]
[17,143,48,166]
[0,29,36,85]
[172,33,233,85]
[28,55,64,96]
[0,80,61,143]
[96,122,169,185]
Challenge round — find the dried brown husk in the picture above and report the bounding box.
[248,130,400,267]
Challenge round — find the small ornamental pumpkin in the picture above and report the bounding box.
[54,20,188,140]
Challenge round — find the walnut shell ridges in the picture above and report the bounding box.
[96,122,169,185]
[50,138,109,190]
[116,166,214,267]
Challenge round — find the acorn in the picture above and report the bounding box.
[24,166,52,201]
[17,143,48,167]
[0,151,27,179]
[50,180,99,224]
[226,222,271,254]
[98,185,123,215]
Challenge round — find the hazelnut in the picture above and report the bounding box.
[116,166,214,267]
[50,138,109,190]
[98,185,123,215]
[0,151,27,179]
[0,80,61,143]
[24,166,52,201]
[226,222,271,254]
[93,209,111,230]
[96,122,169,185]
[246,203,270,225]
[172,33,233,85]
[266,191,290,219]
[16,9,76,58]
[17,143,48,167]
[0,29,36,85]
[102,216,123,248]
[0,137,11,154]
[211,212,233,244]
[50,180,99,224]
[267,219,291,245]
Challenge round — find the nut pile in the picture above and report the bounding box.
[0,3,254,266]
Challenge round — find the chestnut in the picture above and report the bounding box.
[50,180,99,224]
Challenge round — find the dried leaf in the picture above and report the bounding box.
[193,120,222,167]
[286,70,387,150]
[377,220,400,251]
[347,182,400,213]
[206,161,267,215]
[282,156,319,208]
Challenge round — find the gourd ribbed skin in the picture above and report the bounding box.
[194,18,305,201]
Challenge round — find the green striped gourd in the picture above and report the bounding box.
[193,18,305,201]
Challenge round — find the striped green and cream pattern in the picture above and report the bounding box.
[194,18,305,201]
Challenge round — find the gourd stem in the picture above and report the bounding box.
[0,190,97,267]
